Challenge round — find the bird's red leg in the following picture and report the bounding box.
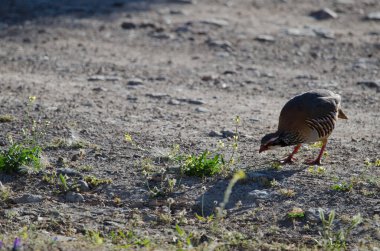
[306,140,327,165]
[280,144,302,164]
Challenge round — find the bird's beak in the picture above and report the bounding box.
[259,145,268,153]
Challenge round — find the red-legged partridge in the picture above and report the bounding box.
[259,89,348,165]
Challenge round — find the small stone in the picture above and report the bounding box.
[255,35,276,42]
[146,93,170,99]
[65,192,85,203]
[208,130,223,137]
[88,75,121,81]
[14,194,43,204]
[310,8,338,20]
[366,12,380,21]
[248,190,270,199]
[312,27,335,39]
[201,74,218,81]
[207,39,233,50]
[357,80,380,92]
[195,107,209,113]
[121,22,137,29]
[168,99,181,105]
[221,130,236,138]
[305,208,324,223]
[285,28,315,37]
[78,180,90,192]
[92,87,107,92]
[200,19,229,27]
[187,99,206,105]
[127,78,144,86]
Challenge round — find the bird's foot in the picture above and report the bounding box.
[305,158,322,165]
[280,156,297,165]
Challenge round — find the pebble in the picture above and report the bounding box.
[195,107,209,113]
[14,194,43,204]
[200,19,229,27]
[207,39,232,51]
[310,8,338,20]
[312,27,335,39]
[187,99,206,105]
[248,190,270,199]
[221,130,235,138]
[146,93,170,99]
[305,208,326,223]
[208,130,223,137]
[255,35,276,43]
[65,192,85,203]
[168,99,181,105]
[121,22,137,29]
[127,78,144,86]
[78,180,90,192]
[366,12,380,21]
[88,75,121,82]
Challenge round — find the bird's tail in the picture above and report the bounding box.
[338,109,348,119]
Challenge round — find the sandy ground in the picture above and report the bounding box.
[0,0,379,250]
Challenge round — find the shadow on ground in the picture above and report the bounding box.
[0,0,184,25]
[195,168,305,216]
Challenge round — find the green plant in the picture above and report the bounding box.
[182,150,223,177]
[287,207,305,219]
[84,176,112,187]
[316,209,362,250]
[0,114,15,123]
[59,173,69,192]
[331,182,352,192]
[175,224,193,249]
[0,143,41,173]
[86,230,104,245]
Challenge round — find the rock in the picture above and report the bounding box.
[195,107,209,113]
[208,130,223,137]
[366,12,380,21]
[207,39,233,51]
[121,22,137,29]
[65,192,85,203]
[56,168,82,177]
[357,80,380,92]
[335,0,354,4]
[78,180,90,192]
[168,99,181,105]
[127,78,144,86]
[221,130,235,138]
[88,75,121,81]
[92,87,107,92]
[146,93,170,99]
[312,27,335,39]
[187,99,206,105]
[305,208,324,223]
[200,19,229,27]
[310,8,338,20]
[255,35,276,43]
[248,190,270,199]
[14,194,43,204]
[285,28,315,37]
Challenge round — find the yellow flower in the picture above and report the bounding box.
[124,133,133,142]
[29,96,36,102]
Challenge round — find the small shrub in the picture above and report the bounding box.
[0,143,41,173]
[331,182,352,192]
[182,150,223,177]
[0,114,15,123]
[84,176,112,187]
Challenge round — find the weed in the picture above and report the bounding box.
[0,184,11,202]
[331,182,352,192]
[0,143,41,173]
[84,175,112,187]
[182,150,224,177]
[271,162,283,170]
[195,213,214,223]
[308,166,326,175]
[316,209,362,250]
[278,188,296,197]
[175,224,193,249]
[59,173,69,192]
[287,207,305,219]
[109,229,150,248]
[86,230,104,245]
[0,114,15,123]
[78,165,93,172]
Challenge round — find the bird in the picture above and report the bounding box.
[259,89,347,165]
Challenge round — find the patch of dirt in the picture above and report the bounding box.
[0,0,379,250]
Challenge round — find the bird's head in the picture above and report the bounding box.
[259,132,284,153]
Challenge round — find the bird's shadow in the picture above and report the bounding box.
[194,167,304,216]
